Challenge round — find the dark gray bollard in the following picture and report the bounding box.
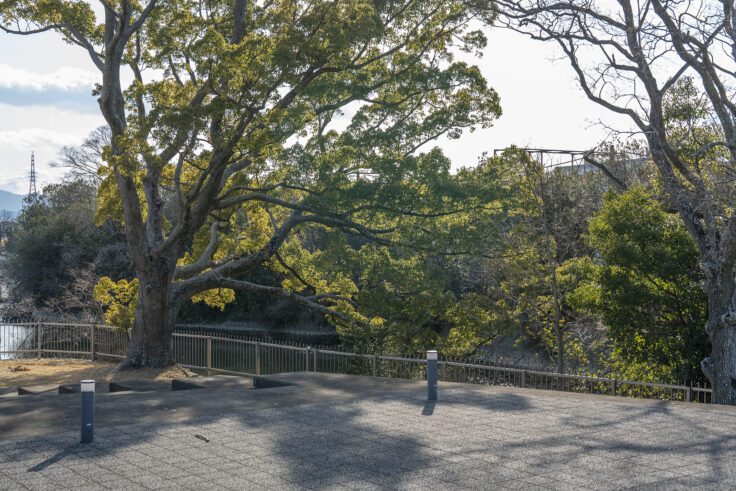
[81,380,95,444]
[427,350,438,401]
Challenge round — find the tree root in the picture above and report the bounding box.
[113,358,134,373]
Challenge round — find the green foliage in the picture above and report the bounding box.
[348,243,457,353]
[442,292,512,358]
[1,2,721,382]
[190,288,236,311]
[661,77,734,212]
[2,2,508,359]
[519,257,604,370]
[500,253,602,371]
[485,149,607,371]
[0,1,100,45]
[3,180,132,308]
[93,277,138,331]
[570,186,710,382]
[103,0,501,330]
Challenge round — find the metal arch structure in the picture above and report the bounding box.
[492,147,591,171]
[493,147,648,191]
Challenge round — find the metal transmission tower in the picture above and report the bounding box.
[28,152,38,198]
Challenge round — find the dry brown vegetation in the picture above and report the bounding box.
[0,359,197,388]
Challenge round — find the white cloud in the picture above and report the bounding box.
[0,103,103,132]
[0,122,102,194]
[0,128,83,149]
[0,175,30,195]
[0,64,98,91]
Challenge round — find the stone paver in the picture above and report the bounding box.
[2,384,736,490]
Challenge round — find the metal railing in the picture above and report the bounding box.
[0,322,713,404]
[0,322,129,362]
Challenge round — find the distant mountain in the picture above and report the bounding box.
[0,190,24,217]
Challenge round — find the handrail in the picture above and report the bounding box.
[441,360,703,392]
[0,321,713,400]
[175,333,309,351]
[315,348,371,358]
[378,354,426,363]
[0,322,119,328]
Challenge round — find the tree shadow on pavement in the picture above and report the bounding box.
[1,380,734,489]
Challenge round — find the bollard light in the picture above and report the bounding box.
[427,350,438,401]
[81,379,95,444]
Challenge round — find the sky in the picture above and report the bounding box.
[0,19,632,196]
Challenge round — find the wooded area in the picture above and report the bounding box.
[1,0,735,404]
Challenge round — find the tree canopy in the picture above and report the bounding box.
[0,0,503,367]
[495,0,736,403]
[571,186,710,382]
[3,180,132,319]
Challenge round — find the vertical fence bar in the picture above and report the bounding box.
[255,342,262,376]
[206,336,212,375]
[90,325,95,361]
[6,323,715,404]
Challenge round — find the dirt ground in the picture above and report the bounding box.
[0,359,198,388]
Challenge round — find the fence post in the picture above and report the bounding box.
[305,348,310,372]
[313,349,318,373]
[255,342,262,376]
[206,336,212,376]
[90,325,95,361]
[686,385,692,403]
[441,361,447,381]
[612,379,617,396]
[521,370,527,388]
[37,324,41,360]
[371,354,377,377]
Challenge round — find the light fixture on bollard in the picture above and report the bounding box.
[81,380,95,444]
[427,350,438,401]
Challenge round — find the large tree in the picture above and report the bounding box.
[1,1,500,367]
[572,186,710,383]
[495,0,736,404]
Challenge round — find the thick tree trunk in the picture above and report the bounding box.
[700,264,736,404]
[702,300,736,405]
[120,268,176,369]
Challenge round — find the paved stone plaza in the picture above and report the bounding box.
[1,381,735,490]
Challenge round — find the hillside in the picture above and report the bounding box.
[0,189,24,216]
